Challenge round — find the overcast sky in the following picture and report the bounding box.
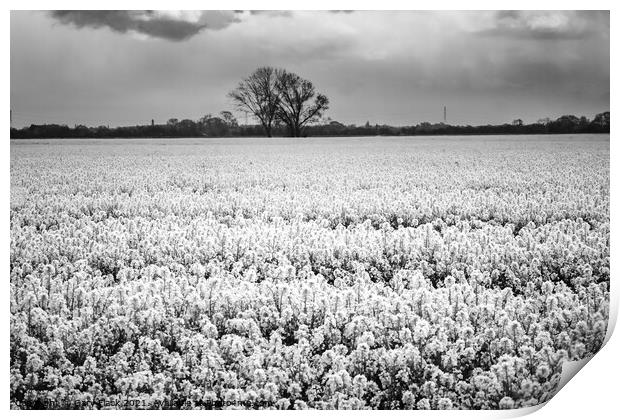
[10,10,609,128]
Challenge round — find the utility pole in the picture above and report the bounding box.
[443,106,447,124]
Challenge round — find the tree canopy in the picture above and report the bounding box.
[229,67,329,137]
[228,67,281,137]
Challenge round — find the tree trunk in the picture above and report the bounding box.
[263,123,272,138]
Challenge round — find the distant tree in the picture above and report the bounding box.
[198,114,212,125]
[274,69,329,137]
[167,118,179,126]
[592,111,610,128]
[416,122,433,134]
[229,67,281,137]
[177,119,198,136]
[199,114,229,137]
[558,115,580,124]
[219,111,238,128]
[512,119,523,126]
[537,118,551,125]
[178,119,195,128]
[549,115,580,133]
[578,116,590,130]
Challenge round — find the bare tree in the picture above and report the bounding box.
[228,67,280,137]
[275,69,329,137]
[219,111,238,128]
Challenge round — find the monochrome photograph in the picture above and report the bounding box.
[9,8,610,410]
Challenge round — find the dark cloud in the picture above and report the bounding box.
[248,10,294,18]
[245,10,351,17]
[49,10,240,41]
[477,10,609,40]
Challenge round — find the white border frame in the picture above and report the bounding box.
[4,2,616,419]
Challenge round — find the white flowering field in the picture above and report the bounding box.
[10,135,610,410]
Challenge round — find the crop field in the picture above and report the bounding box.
[10,135,610,410]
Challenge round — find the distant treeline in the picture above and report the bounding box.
[10,111,610,139]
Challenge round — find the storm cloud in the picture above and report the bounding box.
[50,10,241,41]
[477,10,609,40]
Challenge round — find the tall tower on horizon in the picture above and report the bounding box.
[443,106,447,124]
